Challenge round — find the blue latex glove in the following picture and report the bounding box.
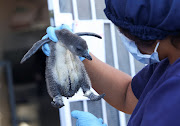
[41,24,72,56]
[41,24,88,61]
[71,110,107,126]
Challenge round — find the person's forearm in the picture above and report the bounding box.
[83,53,132,112]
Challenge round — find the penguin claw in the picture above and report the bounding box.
[51,101,64,108]
[51,95,64,108]
[88,93,105,101]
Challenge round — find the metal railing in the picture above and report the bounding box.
[46,0,138,125]
[0,61,17,126]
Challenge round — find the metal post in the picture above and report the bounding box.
[59,98,72,126]
[0,61,17,126]
[110,24,127,126]
[90,0,96,20]
[129,53,136,77]
[72,0,79,21]
[83,100,88,112]
[101,99,108,125]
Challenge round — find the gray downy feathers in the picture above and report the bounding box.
[21,29,105,108]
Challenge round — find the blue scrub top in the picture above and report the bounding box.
[128,58,180,126]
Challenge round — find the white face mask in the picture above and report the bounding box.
[119,33,160,64]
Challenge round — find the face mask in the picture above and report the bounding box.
[119,33,160,64]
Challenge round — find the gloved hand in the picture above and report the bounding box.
[42,25,88,61]
[41,24,72,56]
[71,110,107,126]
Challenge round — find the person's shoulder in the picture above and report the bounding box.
[133,58,169,81]
[138,58,169,74]
[159,66,180,95]
[156,58,180,89]
[131,58,170,99]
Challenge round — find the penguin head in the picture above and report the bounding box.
[55,29,92,60]
[70,44,92,60]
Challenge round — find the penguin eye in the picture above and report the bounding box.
[77,48,81,51]
[76,46,83,51]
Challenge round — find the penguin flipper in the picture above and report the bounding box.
[75,32,102,39]
[20,38,51,64]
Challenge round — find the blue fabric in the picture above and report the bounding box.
[129,58,180,126]
[104,0,180,40]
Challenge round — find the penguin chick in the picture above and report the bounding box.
[21,29,105,108]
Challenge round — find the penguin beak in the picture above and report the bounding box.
[82,51,92,60]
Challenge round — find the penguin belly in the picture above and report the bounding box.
[52,43,82,97]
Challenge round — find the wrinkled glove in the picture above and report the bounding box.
[71,110,107,126]
[41,24,72,56]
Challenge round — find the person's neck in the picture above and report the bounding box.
[157,37,180,64]
[168,49,180,64]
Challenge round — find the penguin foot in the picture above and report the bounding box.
[88,93,105,101]
[51,101,64,108]
[84,91,105,101]
[51,95,64,108]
